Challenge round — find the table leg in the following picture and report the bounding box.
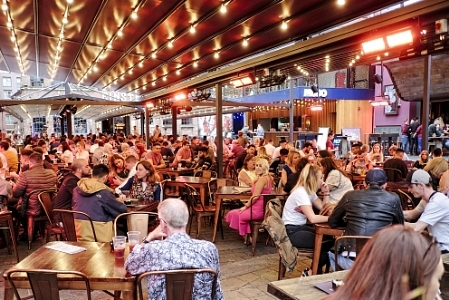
[212,196,222,243]
[7,217,19,262]
[200,186,207,206]
[312,232,324,275]
[121,290,135,300]
[4,282,14,300]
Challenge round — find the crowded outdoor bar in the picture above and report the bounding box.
[1,0,449,299]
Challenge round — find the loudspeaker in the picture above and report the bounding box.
[311,85,319,93]
[373,74,382,84]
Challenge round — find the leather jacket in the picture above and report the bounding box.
[329,185,404,236]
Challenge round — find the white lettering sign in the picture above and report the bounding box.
[101,91,139,101]
[303,88,328,98]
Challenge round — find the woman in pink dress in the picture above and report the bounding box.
[226,158,273,243]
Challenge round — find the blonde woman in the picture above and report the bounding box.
[238,154,257,187]
[413,150,429,169]
[281,149,300,186]
[282,163,332,274]
[226,158,273,243]
[256,146,271,164]
[368,143,384,164]
[75,141,90,161]
[424,157,448,191]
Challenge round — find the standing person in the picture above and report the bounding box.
[226,158,273,244]
[404,169,449,253]
[409,117,420,155]
[72,164,127,242]
[401,118,410,154]
[256,124,265,137]
[53,159,91,221]
[282,163,333,274]
[416,122,423,154]
[125,198,224,300]
[152,125,161,141]
[323,226,443,300]
[328,168,403,270]
[326,133,337,153]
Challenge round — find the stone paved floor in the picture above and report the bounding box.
[0,220,311,299]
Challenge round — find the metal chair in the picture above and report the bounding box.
[194,170,217,179]
[136,268,218,300]
[113,211,158,237]
[249,194,277,256]
[334,235,371,271]
[37,191,65,244]
[0,210,19,262]
[53,209,98,242]
[5,269,92,300]
[383,167,403,182]
[184,183,220,239]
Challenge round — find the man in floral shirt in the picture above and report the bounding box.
[125,198,224,299]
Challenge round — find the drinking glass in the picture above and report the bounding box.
[113,236,127,260]
[127,231,141,252]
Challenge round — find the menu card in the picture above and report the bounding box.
[45,242,87,254]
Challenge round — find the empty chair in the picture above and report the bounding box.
[334,235,372,271]
[53,209,97,242]
[136,269,218,300]
[113,212,158,237]
[0,210,19,262]
[37,191,65,244]
[5,269,92,300]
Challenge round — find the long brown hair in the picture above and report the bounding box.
[324,225,441,300]
[135,160,158,183]
[319,157,349,181]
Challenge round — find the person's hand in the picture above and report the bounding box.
[146,224,167,241]
[239,206,247,213]
[321,182,330,194]
[320,203,336,216]
[118,194,126,202]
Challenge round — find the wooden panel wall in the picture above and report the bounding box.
[249,100,337,132]
[335,100,373,141]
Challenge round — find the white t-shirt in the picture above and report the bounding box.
[325,170,354,204]
[282,186,318,226]
[419,192,449,252]
[264,143,275,157]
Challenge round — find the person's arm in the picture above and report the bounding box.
[115,172,135,194]
[239,176,266,212]
[300,205,329,224]
[238,170,254,187]
[439,171,449,195]
[403,200,426,221]
[328,197,347,228]
[280,169,288,186]
[404,220,428,232]
[103,191,128,216]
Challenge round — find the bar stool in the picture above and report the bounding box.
[0,210,19,262]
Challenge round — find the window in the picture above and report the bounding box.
[5,115,15,125]
[53,116,62,135]
[162,119,172,126]
[4,90,12,99]
[74,117,87,134]
[181,118,192,125]
[16,77,21,88]
[2,77,11,87]
[32,117,46,134]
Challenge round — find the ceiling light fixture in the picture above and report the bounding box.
[176,69,181,75]
[151,52,157,58]
[168,40,173,48]
[190,25,196,34]
[281,21,288,30]
[230,73,255,88]
[242,39,249,47]
[214,52,220,59]
[131,11,138,19]
[163,76,167,81]
[193,61,198,67]
[152,81,156,86]
[337,0,345,5]
[220,4,227,14]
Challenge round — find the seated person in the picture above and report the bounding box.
[161,141,174,158]
[269,148,289,175]
[324,226,443,300]
[235,145,256,171]
[118,161,161,202]
[383,148,409,180]
[146,143,166,170]
[72,164,127,242]
[283,157,309,195]
[171,141,193,167]
[299,142,314,158]
[368,143,383,164]
[320,158,353,205]
[237,154,257,187]
[280,150,300,187]
[192,146,212,171]
[424,157,448,191]
[125,198,224,299]
[328,169,403,270]
[346,149,373,174]
[412,150,429,169]
[109,154,128,186]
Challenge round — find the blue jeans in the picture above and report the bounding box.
[328,251,355,271]
[418,137,422,153]
[401,135,409,153]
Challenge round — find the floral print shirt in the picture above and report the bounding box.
[125,232,224,300]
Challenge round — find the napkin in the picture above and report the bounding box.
[45,243,87,254]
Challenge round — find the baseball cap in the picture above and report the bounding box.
[403,169,432,185]
[365,168,388,186]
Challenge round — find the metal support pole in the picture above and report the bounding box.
[216,83,223,178]
[422,55,431,152]
[66,112,73,138]
[145,106,150,147]
[289,78,294,143]
[172,107,178,139]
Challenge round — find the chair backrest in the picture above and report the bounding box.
[113,212,158,238]
[159,179,170,200]
[5,269,92,300]
[334,235,371,271]
[53,209,98,242]
[136,268,217,300]
[37,190,57,224]
[216,178,237,187]
[383,168,402,182]
[250,194,277,222]
[184,183,206,211]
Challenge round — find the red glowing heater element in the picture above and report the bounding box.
[174,93,187,101]
[230,74,255,88]
[386,30,413,48]
[362,38,386,54]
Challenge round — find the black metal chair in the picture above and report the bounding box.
[334,235,371,271]
[53,209,98,242]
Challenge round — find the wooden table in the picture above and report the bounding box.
[159,167,194,177]
[212,186,285,243]
[165,176,210,205]
[3,241,136,300]
[312,223,344,276]
[267,270,348,300]
[126,200,159,213]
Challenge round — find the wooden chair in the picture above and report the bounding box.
[249,194,277,256]
[0,210,19,262]
[278,248,315,280]
[53,209,98,242]
[113,212,158,237]
[136,268,218,300]
[383,168,403,182]
[184,183,220,239]
[37,191,65,244]
[194,170,217,179]
[334,235,371,271]
[25,189,57,249]
[5,269,92,300]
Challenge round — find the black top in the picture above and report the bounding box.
[53,173,80,221]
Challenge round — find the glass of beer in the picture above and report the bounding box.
[113,236,127,261]
[127,231,141,252]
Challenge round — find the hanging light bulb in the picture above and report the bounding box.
[242,39,248,47]
[337,0,345,5]
[214,52,219,59]
[281,21,288,30]
[1,3,8,10]
[131,11,138,19]
[62,17,68,24]
[168,40,173,48]
[190,25,196,34]
[220,4,227,13]
[117,30,123,37]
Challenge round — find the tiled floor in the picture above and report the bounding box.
[0,221,311,299]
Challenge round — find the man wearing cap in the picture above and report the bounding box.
[328,168,404,270]
[404,169,449,253]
